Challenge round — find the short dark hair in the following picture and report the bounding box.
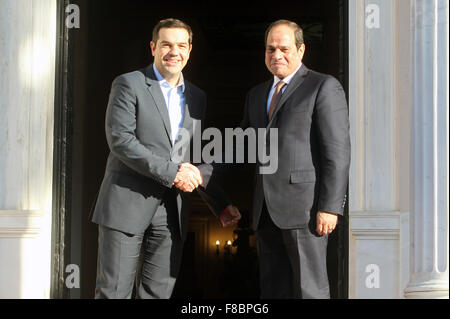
[265,19,304,49]
[152,18,193,44]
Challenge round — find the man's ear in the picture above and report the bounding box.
[298,43,306,60]
[150,41,156,56]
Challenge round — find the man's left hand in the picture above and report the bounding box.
[316,211,338,236]
[220,205,241,227]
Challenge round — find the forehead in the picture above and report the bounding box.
[157,27,190,42]
[266,25,296,46]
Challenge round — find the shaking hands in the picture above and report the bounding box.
[173,163,203,193]
[173,163,241,228]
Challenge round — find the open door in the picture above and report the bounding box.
[52,0,349,299]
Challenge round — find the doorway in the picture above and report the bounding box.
[53,0,348,298]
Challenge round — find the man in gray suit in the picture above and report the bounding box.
[91,18,240,299]
[239,20,350,298]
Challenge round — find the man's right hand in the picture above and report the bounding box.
[173,163,203,192]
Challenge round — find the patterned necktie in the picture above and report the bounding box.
[268,80,286,121]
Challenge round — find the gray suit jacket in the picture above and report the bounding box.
[91,64,227,238]
[241,64,351,230]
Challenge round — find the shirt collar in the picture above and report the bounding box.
[272,62,302,89]
[153,64,185,93]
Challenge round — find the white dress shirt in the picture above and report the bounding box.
[153,64,186,145]
[266,63,303,114]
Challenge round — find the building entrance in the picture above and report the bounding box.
[53,0,348,298]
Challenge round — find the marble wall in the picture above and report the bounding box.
[0,0,56,298]
[348,0,448,299]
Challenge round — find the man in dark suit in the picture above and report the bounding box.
[240,19,350,298]
[91,18,240,299]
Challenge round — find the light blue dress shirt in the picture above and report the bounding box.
[153,64,186,145]
[266,63,303,114]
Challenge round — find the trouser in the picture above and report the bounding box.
[256,202,330,299]
[94,202,183,299]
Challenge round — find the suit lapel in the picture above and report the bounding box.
[267,64,309,128]
[171,83,196,161]
[259,80,273,128]
[177,86,194,141]
[144,64,173,145]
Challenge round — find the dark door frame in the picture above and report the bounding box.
[50,0,349,299]
[51,0,73,299]
[338,0,349,299]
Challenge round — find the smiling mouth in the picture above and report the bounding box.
[164,59,180,65]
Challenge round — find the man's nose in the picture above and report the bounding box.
[169,46,180,55]
[273,48,283,59]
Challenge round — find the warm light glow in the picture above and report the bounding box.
[215,240,220,246]
[227,240,232,246]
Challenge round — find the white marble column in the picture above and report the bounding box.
[0,0,56,298]
[404,0,449,299]
[348,0,412,298]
